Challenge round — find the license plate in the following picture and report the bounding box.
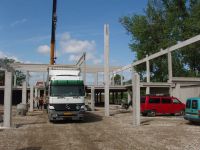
[64,112,73,116]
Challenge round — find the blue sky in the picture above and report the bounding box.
[0,0,148,66]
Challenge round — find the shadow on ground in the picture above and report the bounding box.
[16,147,41,150]
[51,111,103,124]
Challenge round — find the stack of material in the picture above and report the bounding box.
[16,103,28,116]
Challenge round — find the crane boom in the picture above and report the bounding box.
[50,0,57,65]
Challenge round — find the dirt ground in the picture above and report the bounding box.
[0,105,200,150]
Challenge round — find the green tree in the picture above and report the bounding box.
[111,74,124,85]
[120,0,200,81]
[0,58,26,86]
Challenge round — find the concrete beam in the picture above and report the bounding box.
[11,63,121,73]
[132,73,140,126]
[104,24,110,117]
[3,71,13,128]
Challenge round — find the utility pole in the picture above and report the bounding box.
[50,0,57,65]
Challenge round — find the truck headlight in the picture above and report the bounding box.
[76,105,80,110]
[49,105,55,110]
[81,105,86,111]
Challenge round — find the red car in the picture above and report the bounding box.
[140,95,185,117]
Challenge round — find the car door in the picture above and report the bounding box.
[161,97,172,114]
[172,98,183,114]
[148,97,161,113]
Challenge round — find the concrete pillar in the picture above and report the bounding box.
[34,87,37,98]
[132,73,140,126]
[168,52,173,83]
[38,89,41,97]
[104,24,110,117]
[22,81,27,104]
[168,52,173,96]
[91,86,95,111]
[174,83,181,99]
[26,71,29,87]
[146,55,150,94]
[94,73,98,86]
[14,72,17,87]
[3,71,13,128]
[127,89,131,103]
[29,85,34,112]
[112,73,115,86]
[83,53,86,84]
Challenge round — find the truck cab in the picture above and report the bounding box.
[47,68,85,121]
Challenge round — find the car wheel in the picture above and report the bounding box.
[142,112,147,116]
[179,110,185,116]
[147,110,156,117]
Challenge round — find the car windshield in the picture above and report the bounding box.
[50,85,85,97]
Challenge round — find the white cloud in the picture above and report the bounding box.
[60,32,96,54]
[59,32,102,65]
[37,45,50,55]
[0,50,20,62]
[69,54,81,62]
[10,18,27,27]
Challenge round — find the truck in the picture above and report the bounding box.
[47,66,85,121]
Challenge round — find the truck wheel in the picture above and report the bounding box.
[147,110,156,117]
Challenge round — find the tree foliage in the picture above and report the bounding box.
[0,58,26,86]
[120,0,200,81]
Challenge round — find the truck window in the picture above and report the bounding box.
[149,98,160,104]
[161,98,171,104]
[50,85,85,97]
[192,100,198,109]
[186,100,191,108]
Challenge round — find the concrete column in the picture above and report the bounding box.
[3,71,13,128]
[146,55,150,94]
[26,71,29,87]
[94,73,98,86]
[14,72,17,87]
[132,73,140,126]
[174,83,181,99]
[168,52,173,96]
[83,54,86,84]
[22,81,27,104]
[168,52,173,82]
[127,89,131,103]
[38,89,41,97]
[29,85,34,112]
[104,24,110,117]
[91,86,95,111]
[112,73,115,86]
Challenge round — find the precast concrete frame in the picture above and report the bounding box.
[113,34,200,94]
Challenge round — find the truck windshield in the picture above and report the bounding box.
[50,85,85,97]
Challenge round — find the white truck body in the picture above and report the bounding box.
[47,68,85,121]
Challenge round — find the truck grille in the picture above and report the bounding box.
[52,103,83,111]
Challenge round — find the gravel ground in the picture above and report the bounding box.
[0,105,200,150]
